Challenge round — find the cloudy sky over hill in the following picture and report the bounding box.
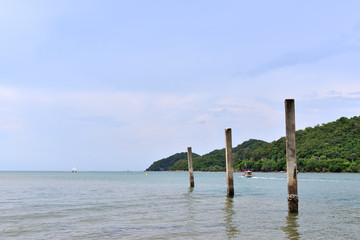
[1,0,360,170]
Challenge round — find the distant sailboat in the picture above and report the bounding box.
[72,165,77,173]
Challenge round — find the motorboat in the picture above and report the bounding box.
[242,170,254,178]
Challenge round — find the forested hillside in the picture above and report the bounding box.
[146,152,200,171]
[147,116,360,172]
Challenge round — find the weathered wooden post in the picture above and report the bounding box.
[187,147,194,188]
[285,99,298,213]
[225,128,234,197]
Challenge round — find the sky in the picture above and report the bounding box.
[1,0,360,171]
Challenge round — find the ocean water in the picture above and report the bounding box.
[0,171,359,240]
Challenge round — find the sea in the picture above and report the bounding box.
[0,171,359,240]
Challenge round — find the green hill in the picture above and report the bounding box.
[146,152,200,171]
[147,116,360,173]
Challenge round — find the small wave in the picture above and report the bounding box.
[254,177,286,181]
[240,176,258,179]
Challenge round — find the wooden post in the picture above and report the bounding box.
[285,99,298,213]
[187,147,194,188]
[225,128,234,197]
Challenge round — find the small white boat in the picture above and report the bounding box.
[72,166,77,173]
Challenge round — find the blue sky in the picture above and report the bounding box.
[1,0,360,171]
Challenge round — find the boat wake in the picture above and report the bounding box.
[254,177,286,181]
[241,176,258,179]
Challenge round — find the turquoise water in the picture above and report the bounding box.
[0,171,359,239]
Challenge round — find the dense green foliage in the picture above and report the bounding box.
[146,152,200,171]
[148,116,360,172]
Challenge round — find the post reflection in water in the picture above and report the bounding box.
[282,213,301,240]
[223,197,240,239]
[185,187,195,229]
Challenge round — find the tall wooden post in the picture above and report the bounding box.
[187,147,194,188]
[285,99,298,213]
[225,128,234,197]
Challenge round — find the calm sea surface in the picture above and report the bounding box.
[0,171,359,239]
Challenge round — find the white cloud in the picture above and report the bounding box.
[195,114,210,124]
[0,86,22,100]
